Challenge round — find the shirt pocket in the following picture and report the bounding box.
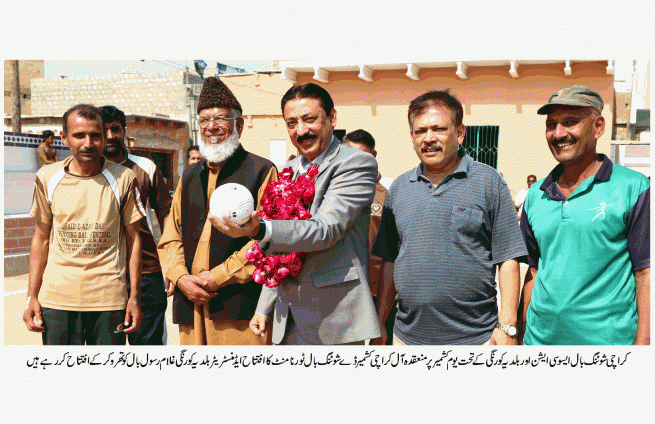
[450,205,483,241]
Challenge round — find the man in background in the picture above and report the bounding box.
[37,130,58,168]
[188,145,203,166]
[100,105,172,345]
[514,174,536,219]
[343,129,395,345]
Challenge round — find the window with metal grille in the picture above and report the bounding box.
[460,125,499,169]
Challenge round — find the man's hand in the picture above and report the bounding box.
[208,211,260,239]
[123,298,142,333]
[23,297,45,333]
[177,274,218,305]
[488,328,517,345]
[634,267,650,345]
[369,336,387,345]
[164,277,175,297]
[197,271,220,292]
[249,313,270,338]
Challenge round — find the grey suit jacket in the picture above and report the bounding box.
[255,137,382,344]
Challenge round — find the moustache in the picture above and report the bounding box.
[552,136,576,144]
[297,133,317,143]
[421,144,442,153]
[78,147,98,154]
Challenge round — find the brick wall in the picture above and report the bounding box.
[4,215,36,255]
[31,70,197,119]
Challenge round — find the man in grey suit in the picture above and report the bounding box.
[210,83,381,345]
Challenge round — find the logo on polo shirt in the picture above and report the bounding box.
[371,203,382,216]
[588,202,614,221]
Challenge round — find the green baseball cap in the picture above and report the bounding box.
[537,85,604,115]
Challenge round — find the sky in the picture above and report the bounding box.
[43,60,274,78]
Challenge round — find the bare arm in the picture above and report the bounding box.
[634,267,650,345]
[155,203,171,232]
[517,266,537,344]
[370,261,395,345]
[123,221,142,333]
[489,258,520,345]
[23,220,52,332]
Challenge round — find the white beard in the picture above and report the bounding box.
[198,130,241,164]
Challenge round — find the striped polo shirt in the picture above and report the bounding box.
[373,151,527,344]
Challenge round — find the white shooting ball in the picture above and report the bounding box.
[210,183,255,225]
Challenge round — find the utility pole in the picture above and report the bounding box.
[10,60,22,133]
[186,86,195,144]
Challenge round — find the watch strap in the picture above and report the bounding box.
[496,322,517,338]
[253,220,266,241]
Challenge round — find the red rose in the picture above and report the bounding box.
[307,164,319,179]
[275,267,290,279]
[252,269,265,284]
[279,167,294,179]
[249,165,319,286]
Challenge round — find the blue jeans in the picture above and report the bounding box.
[126,271,167,345]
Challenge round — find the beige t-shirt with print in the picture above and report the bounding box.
[30,156,145,311]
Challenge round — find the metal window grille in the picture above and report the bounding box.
[461,125,499,168]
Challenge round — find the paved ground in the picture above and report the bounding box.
[3,272,179,346]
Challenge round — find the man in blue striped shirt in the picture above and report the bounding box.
[372,90,527,345]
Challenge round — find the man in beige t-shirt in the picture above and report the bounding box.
[23,104,145,345]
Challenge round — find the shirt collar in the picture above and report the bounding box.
[298,140,331,174]
[409,150,471,182]
[63,155,107,176]
[540,154,613,199]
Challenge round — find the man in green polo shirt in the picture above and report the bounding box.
[519,85,650,345]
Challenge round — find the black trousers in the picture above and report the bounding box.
[41,307,126,345]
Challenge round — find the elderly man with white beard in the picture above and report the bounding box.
[158,77,277,345]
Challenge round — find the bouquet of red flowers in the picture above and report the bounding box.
[246,164,319,288]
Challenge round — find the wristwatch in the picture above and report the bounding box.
[496,322,518,338]
[252,220,266,241]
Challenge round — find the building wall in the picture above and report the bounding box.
[293,61,614,197]
[4,132,70,215]
[3,60,44,116]
[4,131,66,276]
[4,215,36,255]
[30,70,197,119]
[125,117,188,188]
[3,115,63,135]
[209,73,293,168]
[28,70,294,181]
[238,115,293,168]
